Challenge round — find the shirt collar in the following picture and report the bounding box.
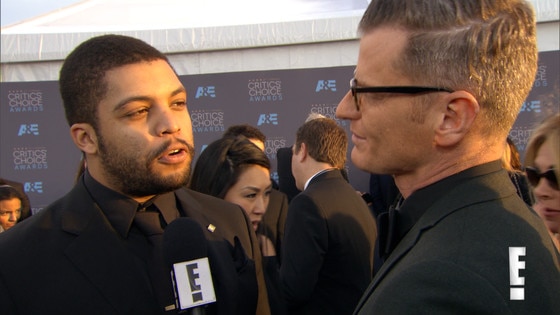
[304,168,337,190]
[83,170,179,238]
[396,160,503,240]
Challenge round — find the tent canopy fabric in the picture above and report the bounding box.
[1,0,558,82]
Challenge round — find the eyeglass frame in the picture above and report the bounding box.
[350,78,454,111]
[525,167,559,190]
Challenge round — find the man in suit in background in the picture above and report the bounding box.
[0,34,269,315]
[336,0,560,313]
[279,116,377,315]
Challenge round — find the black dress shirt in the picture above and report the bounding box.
[82,170,181,313]
[378,160,503,261]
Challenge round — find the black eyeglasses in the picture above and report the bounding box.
[350,78,454,111]
[525,167,559,190]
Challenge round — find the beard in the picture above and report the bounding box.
[97,132,194,197]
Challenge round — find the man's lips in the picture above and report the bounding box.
[542,207,560,216]
[158,145,189,164]
[351,132,366,144]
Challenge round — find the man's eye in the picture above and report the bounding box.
[127,108,149,117]
[172,101,187,108]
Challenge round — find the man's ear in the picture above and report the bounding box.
[70,123,99,154]
[435,91,480,147]
[295,142,308,163]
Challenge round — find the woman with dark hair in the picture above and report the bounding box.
[0,185,24,232]
[190,136,286,315]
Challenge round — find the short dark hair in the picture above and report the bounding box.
[0,185,24,203]
[294,118,347,169]
[59,34,174,130]
[223,124,266,143]
[358,0,537,138]
[190,136,271,199]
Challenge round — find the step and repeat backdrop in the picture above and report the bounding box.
[1,51,558,214]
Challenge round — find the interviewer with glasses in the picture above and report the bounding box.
[524,114,560,252]
[335,0,560,314]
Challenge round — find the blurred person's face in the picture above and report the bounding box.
[0,198,22,231]
[530,138,560,233]
[224,165,272,231]
[335,28,444,176]
[83,60,194,200]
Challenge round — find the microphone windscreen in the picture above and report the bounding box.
[163,218,208,266]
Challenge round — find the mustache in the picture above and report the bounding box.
[149,138,195,160]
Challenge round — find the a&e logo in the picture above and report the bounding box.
[315,80,337,92]
[18,124,39,136]
[195,86,216,98]
[257,113,278,126]
[24,182,43,194]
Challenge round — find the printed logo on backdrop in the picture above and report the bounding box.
[509,126,533,153]
[7,90,44,113]
[521,63,559,122]
[24,181,43,194]
[17,124,40,136]
[257,113,279,126]
[315,80,337,92]
[190,110,225,133]
[534,65,549,89]
[12,147,48,171]
[264,137,287,161]
[248,79,283,102]
[195,86,216,98]
[271,171,279,184]
[310,104,348,127]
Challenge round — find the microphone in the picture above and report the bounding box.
[163,218,216,314]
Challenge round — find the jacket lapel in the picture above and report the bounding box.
[355,169,516,312]
[60,183,155,313]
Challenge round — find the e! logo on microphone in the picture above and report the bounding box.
[509,247,526,300]
[173,257,216,309]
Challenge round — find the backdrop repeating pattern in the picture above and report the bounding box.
[1,52,558,214]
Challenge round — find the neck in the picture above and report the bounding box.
[395,143,502,198]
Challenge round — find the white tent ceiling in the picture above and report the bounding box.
[1,0,558,82]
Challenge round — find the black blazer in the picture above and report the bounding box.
[280,170,377,315]
[259,189,289,263]
[276,147,300,202]
[0,181,270,315]
[354,169,560,314]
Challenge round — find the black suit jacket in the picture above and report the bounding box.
[0,181,270,315]
[354,169,560,314]
[259,189,289,263]
[276,147,300,203]
[280,170,377,315]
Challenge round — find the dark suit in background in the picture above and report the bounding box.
[0,178,269,315]
[276,147,300,203]
[368,173,399,219]
[259,189,289,264]
[280,170,377,315]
